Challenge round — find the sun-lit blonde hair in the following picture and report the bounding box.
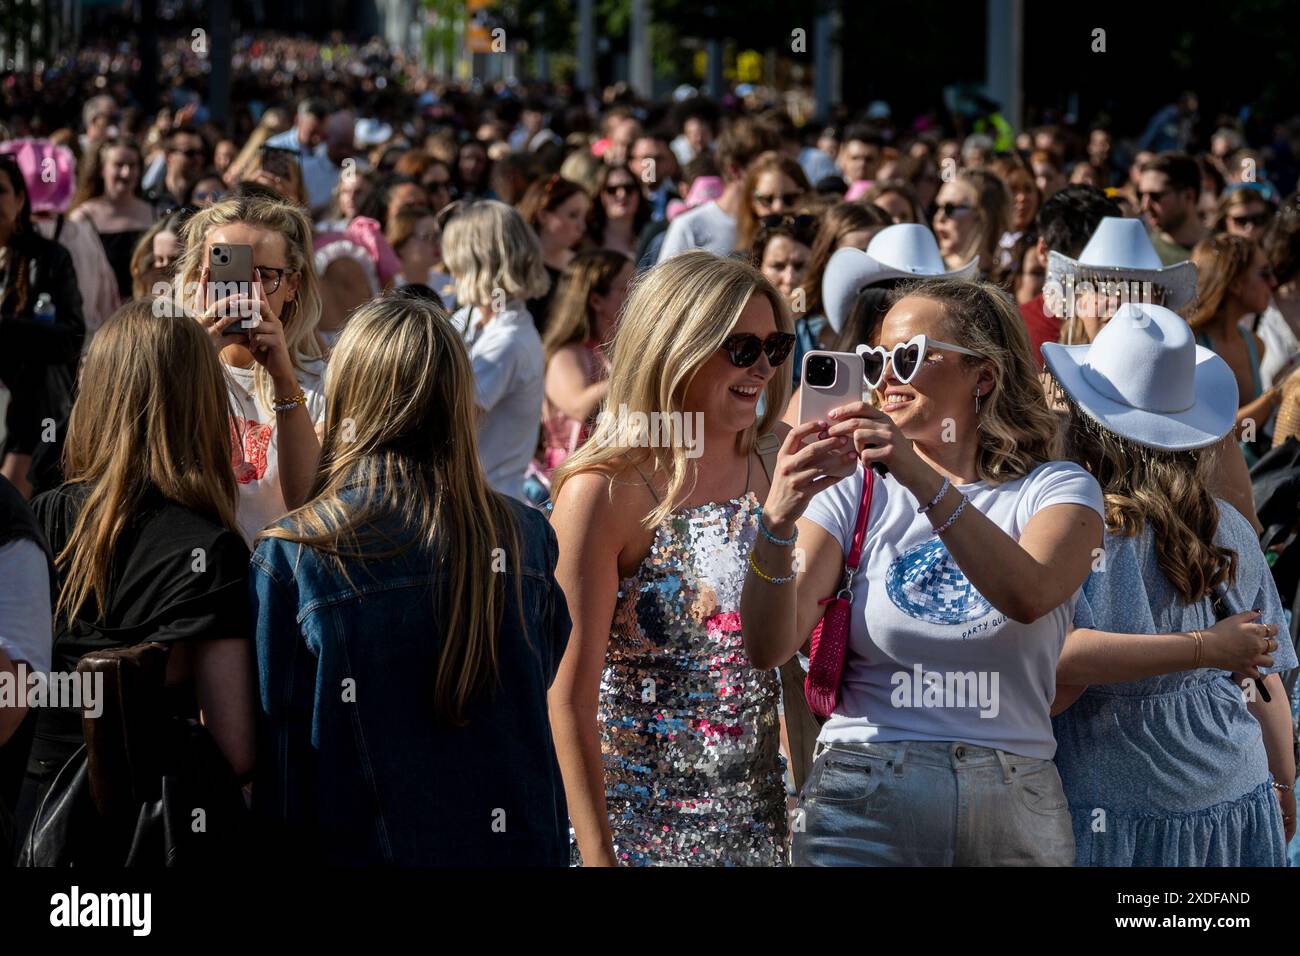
[440,199,550,309]
[1190,233,1258,332]
[261,294,523,726]
[56,301,238,623]
[173,194,324,409]
[553,250,792,529]
[889,277,1060,484]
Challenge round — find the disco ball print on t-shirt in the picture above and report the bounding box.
[886,537,993,625]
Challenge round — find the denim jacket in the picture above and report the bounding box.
[249,493,571,866]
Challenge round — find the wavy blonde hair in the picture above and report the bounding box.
[552,250,792,529]
[440,199,550,309]
[890,277,1060,483]
[261,295,523,726]
[56,301,239,623]
[1058,399,1236,603]
[173,194,324,409]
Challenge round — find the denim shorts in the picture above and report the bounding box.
[792,739,1075,866]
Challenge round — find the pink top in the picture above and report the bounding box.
[538,342,606,479]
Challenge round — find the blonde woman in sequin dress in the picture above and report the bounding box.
[549,251,803,866]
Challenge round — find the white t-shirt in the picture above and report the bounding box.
[657,201,737,263]
[0,538,52,673]
[1248,303,1300,392]
[225,360,328,544]
[803,460,1104,759]
[453,301,544,501]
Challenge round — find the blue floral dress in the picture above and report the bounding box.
[1053,502,1296,866]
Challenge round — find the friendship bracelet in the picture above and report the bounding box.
[931,494,968,536]
[748,549,795,585]
[917,476,951,514]
[272,389,307,413]
[756,510,798,547]
[1273,781,1294,792]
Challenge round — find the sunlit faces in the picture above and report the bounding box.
[601,169,640,220]
[681,294,781,434]
[1234,245,1277,316]
[1004,171,1039,233]
[102,145,141,199]
[838,139,880,183]
[1138,169,1192,233]
[591,261,633,341]
[539,191,591,251]
[873,190,915,224]
[338,174,366,219]
[759,234,811,299]
[872,296,991,440]
[1224,194,1272,241]
[399,215,440,279]
[0,166,25,238]
[751,169,803,217]
[932,180,979,259]
[386,183,428,226]
[1016,244,1045,305]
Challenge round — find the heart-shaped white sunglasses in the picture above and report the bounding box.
[856,334,985,389]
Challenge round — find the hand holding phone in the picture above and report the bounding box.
[799,351,888,477]
[207,242,259,331]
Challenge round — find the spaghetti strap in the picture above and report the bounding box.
[631,462,661,504]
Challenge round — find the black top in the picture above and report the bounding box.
[20,484,251,782]
[95,229,145,299]
[525,264,563,336]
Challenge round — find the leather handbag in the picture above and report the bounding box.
[17,642,250,867]
[804,468,876,718]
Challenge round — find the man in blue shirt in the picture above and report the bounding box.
[266,98,340,216]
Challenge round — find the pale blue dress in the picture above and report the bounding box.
[1053,501,1296,866]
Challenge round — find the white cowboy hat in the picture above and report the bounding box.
[1046,216,1197,312]
[822,224,978,333]
[1041,302,1237,451]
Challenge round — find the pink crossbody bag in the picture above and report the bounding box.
[804,468,876,718]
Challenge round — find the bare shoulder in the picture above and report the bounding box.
[551,460,655,535]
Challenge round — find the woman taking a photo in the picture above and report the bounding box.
[550,251,795,866]
[252,295,571,866]
[933,169,1011,278]
[68,138,155,299]
[17,301,255,835]
[588,163,650,257]
[535,249,632,487]
[1047,302,1296,864]
[743,278,1104,866]
[173,193,327,542]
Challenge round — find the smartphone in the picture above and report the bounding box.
[261,145,298,181]
[207,242,257,330]
[799,350,865,479]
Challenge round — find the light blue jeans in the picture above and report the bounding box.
[792,739,1075,866]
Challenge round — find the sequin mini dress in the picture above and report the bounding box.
[596,487,787,866]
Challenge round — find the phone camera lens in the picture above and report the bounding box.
[805,356,838,389]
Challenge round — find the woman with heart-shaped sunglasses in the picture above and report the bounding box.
[743,277,1107,866]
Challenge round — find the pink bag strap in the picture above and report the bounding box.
[840,469,876,587]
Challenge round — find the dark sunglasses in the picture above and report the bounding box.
[603,182,636,197]
[935,202,973,218]
[758,213,818,242]
[753,191,802,208]
[1230,212,1271,228]
[170,148,206,160]
[721,332,796,368]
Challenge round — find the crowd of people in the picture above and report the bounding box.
[0,33,1299,868]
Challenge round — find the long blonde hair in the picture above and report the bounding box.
[55,301,239,623]
[1059,401,1236,603]
[553,250,792,528]
[1190,234,1256,332]
[174,194,324,409]
[892,278,1060,483]
[261,295,523,726]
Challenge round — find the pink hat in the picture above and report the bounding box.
[0,139,77,213]
[844,179,874,202]
[313,216,402,286]
[667,175,724,221]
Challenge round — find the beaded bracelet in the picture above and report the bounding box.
[917,476,951,514]
[756,510,798,547]
[931,494,968,536]
[748,549,795,585]
[272,389,307,413]
[1273,781,1294,792]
